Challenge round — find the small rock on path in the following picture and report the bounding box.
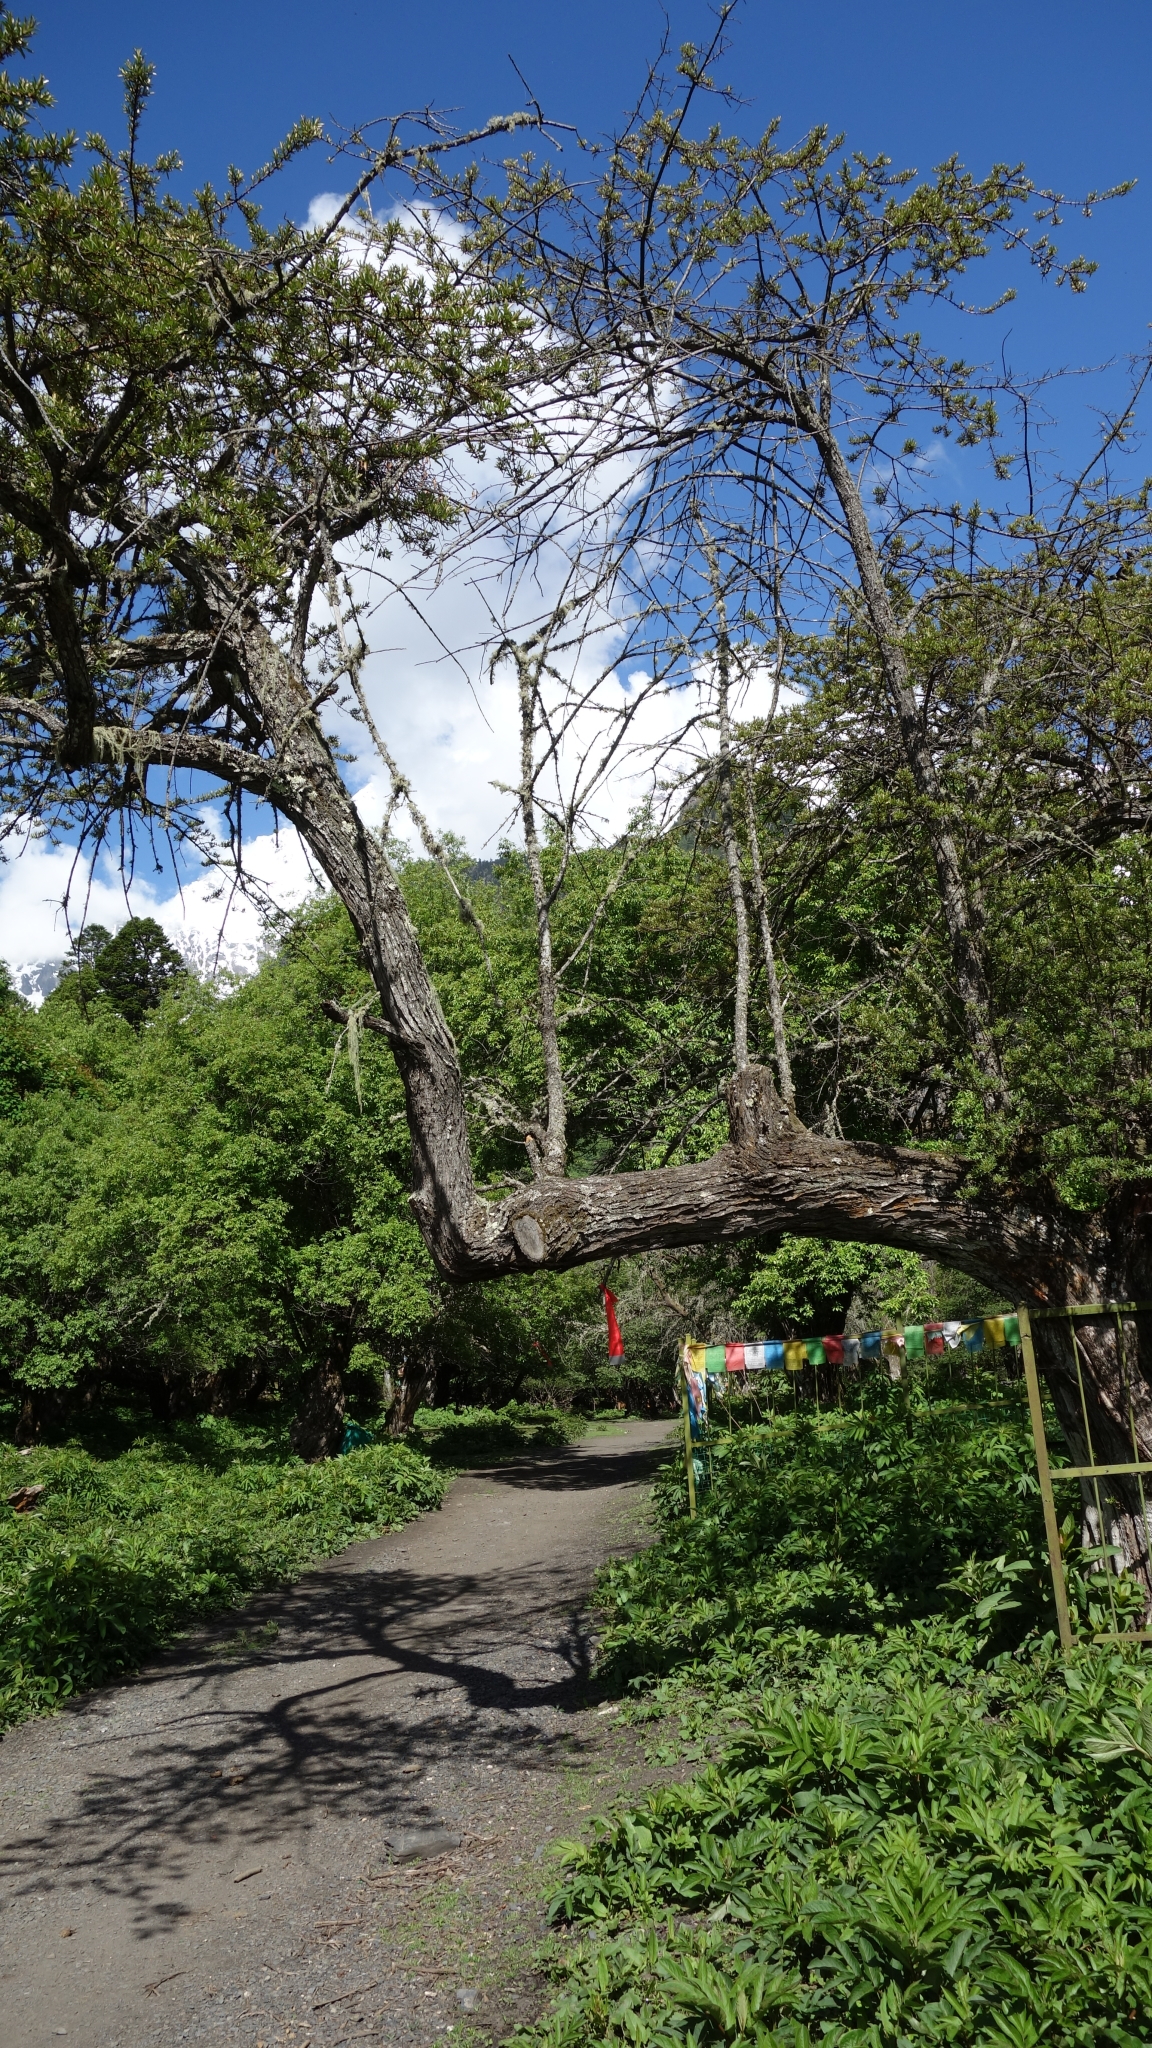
[0,1419,672,2048]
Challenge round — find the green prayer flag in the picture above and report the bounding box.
[805,1337,826,1367]
[1003,1313,1020,1346]
[903,1325,926,1360]
[704,1345,727,1373]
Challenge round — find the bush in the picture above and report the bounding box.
[409,1401,588,1467]
[525,1386,1152,2048]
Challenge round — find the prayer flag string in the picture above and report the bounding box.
[684,1313,1020,1385]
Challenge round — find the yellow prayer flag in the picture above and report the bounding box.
[983,1317,1006,1349]
[784,1339,806,1372]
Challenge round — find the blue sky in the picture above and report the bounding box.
[5,2,1150,981]
[32,0,1152,389]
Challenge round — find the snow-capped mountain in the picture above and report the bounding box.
[170,926,271,985]
[6,957,61,1005]
[5,930,271,1008]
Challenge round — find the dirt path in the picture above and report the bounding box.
[0,1419,673,2048]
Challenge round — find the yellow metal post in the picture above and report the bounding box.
[1019,1302,1074,1654]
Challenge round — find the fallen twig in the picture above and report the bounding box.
[312,1977,387,2011]
[144,1971,187,1995]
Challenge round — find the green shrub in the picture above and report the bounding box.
[525,1388,1152,2048]
[595,1389,1054,1688]
[409,1401,587,1467]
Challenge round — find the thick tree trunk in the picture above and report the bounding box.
[13,1387,68,1444]
[742,762,796,1114]
[386,1352,437,1436]
[1031,1299,1152,1602]
[290,1359,347,1461]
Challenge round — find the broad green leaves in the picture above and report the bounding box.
[525,1398,1152,2048]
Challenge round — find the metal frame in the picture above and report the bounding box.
[1019,1301,1152,1654]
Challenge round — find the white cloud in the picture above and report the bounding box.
[1,819,322,1001]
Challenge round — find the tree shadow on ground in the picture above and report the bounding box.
[0,1429,672,1944]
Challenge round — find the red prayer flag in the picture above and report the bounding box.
[822,1335,845,1366]
[601,1286,625,1359]
[925,1323,945,1355]
[725,1343,746,1374]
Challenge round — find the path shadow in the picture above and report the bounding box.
[0,1426,672,1943]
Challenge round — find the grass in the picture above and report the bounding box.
[521,1375,1152,2048]
[0,1407,446,1731]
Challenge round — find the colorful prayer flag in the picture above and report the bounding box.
[725,1342,746,1374]
[961,1323,984,1354]
[805,1337,826,1367]
[687,1342,706,1374]
[1003,1313,1020,1346]
[882,1328,905,1357]
[983,1316,1006,1348]
[903,1324,926,1361]
[764,1341,785,1370]
[743,1342,768,1370]
[842,1337,861,1370]
[704,1344,727,1374]
[942,1320,964,1350]
[861,1331,882,1359]
[684,1367,707,1437]
[823,1335,845,1366]
[784,1339,806,1371]
[925,1323,945,1355]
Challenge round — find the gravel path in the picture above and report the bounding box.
[0,1419,673,2048]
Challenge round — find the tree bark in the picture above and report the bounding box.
[512,638,568,1176]
[709,573,753,1074]
[1031,1304,1152,1600]
[742,762,796,1114]
[386,1352,437,1436]
[290,1359,347,1461]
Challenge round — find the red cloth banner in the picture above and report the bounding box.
[822,1335,845,1366]
[601,1286,625,1359]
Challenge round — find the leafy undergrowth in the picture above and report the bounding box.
[0,1413,445,1731]
[528,1384,1152,2048]
[409,1401,588,1468]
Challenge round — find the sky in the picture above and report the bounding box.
[4,0,1151,983]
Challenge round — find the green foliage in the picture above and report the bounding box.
[520,1392,1152,2048]
[596,1390,1053,1687]
[408,1401,588,1467]
[0,964,43,1118]
[0,1414,445,1730]
[0,898,435,1404]
[539,1655,1152,2047]
[768,578,1152,1192]
[68,916,185,1026]
[0,874,1000,1422]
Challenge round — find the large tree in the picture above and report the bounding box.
[3,17,1152,1576]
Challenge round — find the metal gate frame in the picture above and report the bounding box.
[1019,1301,1152,1654]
